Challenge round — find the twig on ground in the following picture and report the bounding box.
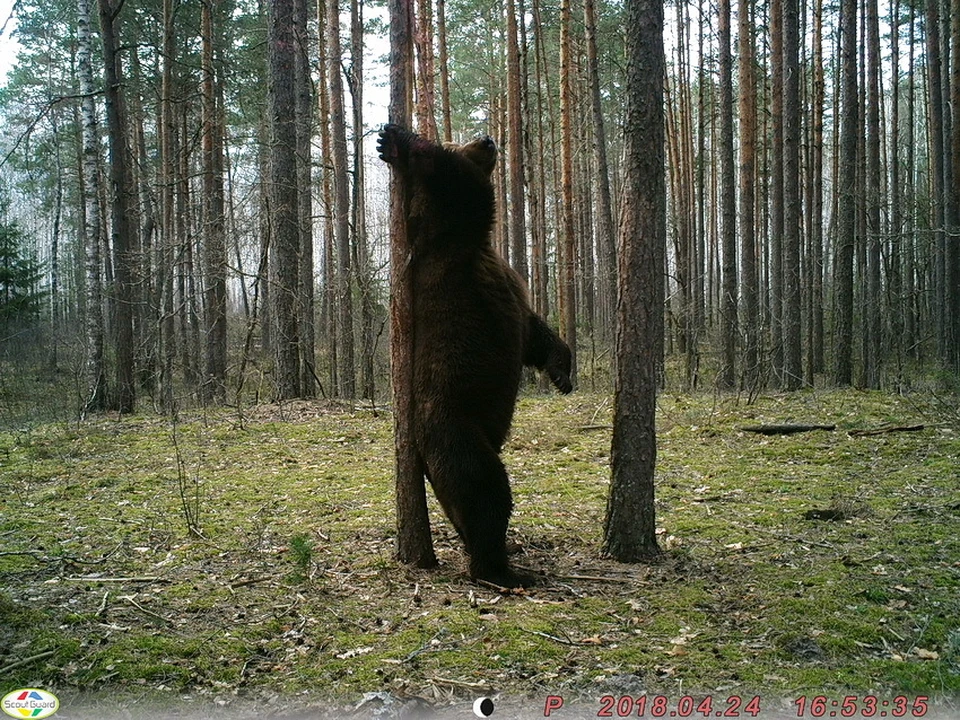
[0,650,56,675]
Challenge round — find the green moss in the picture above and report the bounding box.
[0,391,957,705]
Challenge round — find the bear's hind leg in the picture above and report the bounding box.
[421,425,537,588]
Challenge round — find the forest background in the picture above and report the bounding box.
[0,0,959,423]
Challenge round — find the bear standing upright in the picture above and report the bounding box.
[378,124,572,588]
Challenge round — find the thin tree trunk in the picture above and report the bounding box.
[436,0,452,143]
[583,0,616,344]
[349,0,375,400]
[558,0,578,387]
[738,0,759,391]
[834,0,858,385]
[78,0,107,414]
[328,0,356,398]
[505,0,528,282]
[202,0,228,403]
[413,0,438,139]
[864,0,882,388]
[769,0,785,385]
[296,0,316,397]
[717,0,737,389]
[781,0,802,389]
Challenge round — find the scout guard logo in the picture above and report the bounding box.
[1,689,60,719]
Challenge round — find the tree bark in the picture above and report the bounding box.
[833,0,858,385]
[505,0,528,283]
[717,0,737,389]
[98,0,137,414]
[78,0,107,414]
[269,0,302,399]
[781,0,802,389]
[202,0,228,403]
[389,0,437,570]
[583,0,616,343]
[328,0,356,398]
[558,0,578,387]
[738,0,759,391]
[603,0,663,563]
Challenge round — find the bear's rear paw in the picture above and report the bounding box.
[471,563,539,590]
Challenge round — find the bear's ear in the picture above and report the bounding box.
[448,136,498,177]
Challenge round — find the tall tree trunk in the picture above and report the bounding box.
[558,0,578,387]
[159,0,178,412]
[738,0,759,391]
[78,0,107,414]
[808,0,825,380]
[328,0,356,398]
[604,0,663,563]
[349,0,375,400]
[296,0,316,397]
[389,0,437,570]
[833,0,858,385]
[202,0,228,403]
[413,0,438,139]
[98,0,137,414]
[863,0,882,388]
[436,0,452,143]
[269,0,302,399]
[317,0,338,393]
[948,0,960,371]
[781,0,802,389]
[505,0,528,282]
[717,0,737,389]
[769,0,785,385]
[583,0,616,344]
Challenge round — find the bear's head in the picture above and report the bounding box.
[444,136,497,178]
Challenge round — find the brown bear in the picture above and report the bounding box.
[378,123,572,588]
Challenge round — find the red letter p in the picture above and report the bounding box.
[544,695,563,716]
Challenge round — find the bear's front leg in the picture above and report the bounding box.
[379,124,438,177]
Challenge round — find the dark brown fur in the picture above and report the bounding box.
[379,124,571,588]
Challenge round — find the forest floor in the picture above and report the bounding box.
[1,388,959,719]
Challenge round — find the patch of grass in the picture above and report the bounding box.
[0,390,958,714]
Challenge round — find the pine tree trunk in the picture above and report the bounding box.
[864,0,882,388]
[781,0,802,389]
[328,0,356,398]
[202,0,228,403]
[159,0,177,412]
[738,0,759,391]
[269,0,302,399]
[436,0,452,143]
[834,0,858,385]
[295,0,316,397]
[98,0,137,413]
[558,0,578,387]
[604,0,663,563]
[769,0,785,385]
[583,0,616,343]
[505,0,528,282]
[350,0,375,400]
[717,0,737,389]
[389,0,437,570]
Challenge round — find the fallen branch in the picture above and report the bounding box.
[0,650,56,675]
[848,424,925,437]
[63,576,164,583]
[741,424,836,435]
